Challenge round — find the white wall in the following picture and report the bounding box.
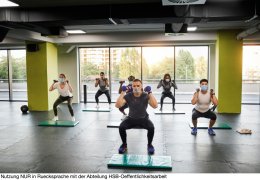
[57,45,79,103]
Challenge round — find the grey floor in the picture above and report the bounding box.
[0,101,260,173]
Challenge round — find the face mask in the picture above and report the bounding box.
[133,88,141,93]
[201,85,208,91]
[165,79,170,82]
[59,78,65,83]
[129,81,133,85]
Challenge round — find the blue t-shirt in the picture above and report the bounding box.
[124,92,149,119]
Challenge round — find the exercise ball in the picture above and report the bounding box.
[20,105,29,114]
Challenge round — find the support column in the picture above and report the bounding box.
[26,42,58,111]
[216,30,243,113]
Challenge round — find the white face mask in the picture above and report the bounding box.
[165,79,170,82]
[129,81,133,85]
[133,88,141,94]
[59,78,65,83]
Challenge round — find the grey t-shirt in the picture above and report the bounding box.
[98,78,108,92]
[124,92,149,119]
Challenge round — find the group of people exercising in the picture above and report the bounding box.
[49,72,218,155]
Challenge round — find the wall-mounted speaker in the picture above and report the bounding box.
[26,44,39,52]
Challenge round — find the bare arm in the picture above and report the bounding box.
[66,80,73,93]
[95,78,99,87]
[210,89,218,106]
[105,79,109,87]
[115,91,127,108]
[191,89,199,105]
[49,81,56,91]
[148,93,158,109]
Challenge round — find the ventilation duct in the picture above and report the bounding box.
[162,0,206,5]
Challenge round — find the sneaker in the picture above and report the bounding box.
[121,114,127,121]
[172,107,176,111]
[159,107,162,111]
[191,127,197,135]
[147,144,155,155]
[109,104,112,109]
[71,116,75,121]
[118,144,127,154]
[96,104,99,109]
[53,116,58,121]
[208,128,216,136]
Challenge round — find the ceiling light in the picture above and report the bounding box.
[66,30,86,34]
[162,0,206,6]
[187,26,197,31]
[0,0,19,7]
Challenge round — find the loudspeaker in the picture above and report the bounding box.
[0,27,9,42]
[26,44,39,52]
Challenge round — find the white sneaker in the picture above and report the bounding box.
[121,115,127,121]
[109,104,112,109]
[53,116,58,121]
[96,104,100,109]
[71,116,75,121]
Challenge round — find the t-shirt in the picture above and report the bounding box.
[195,91,211,113]
[98,78,108,92]
[53,82,73,97]
[124,92,149,119]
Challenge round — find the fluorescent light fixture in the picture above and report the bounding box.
[66,30,86,34]
[109,18,118,25]
[187,26,197,31]
[0,0,19,7]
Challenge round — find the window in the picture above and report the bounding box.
[242,45,260,104]
[80,48,110,102]
[0,49,27,101]
[175,46,208,103]
[142,47,174,102]
[110,47,141,102]
[0,50,8,100]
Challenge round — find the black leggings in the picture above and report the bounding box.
[160,92,175,109]
[53,96,74,116]
[95,90,111,104]
[119,116,155,145]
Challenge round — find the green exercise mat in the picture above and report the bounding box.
[154,110,185,114]
[38,120,79,127]
[108,154,172,170]
[189,122,232,129]
[107,121,142,129]
[82,108,111,112]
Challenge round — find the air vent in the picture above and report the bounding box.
[162,0,206,5]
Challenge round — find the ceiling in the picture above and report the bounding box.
[1,0,260,42]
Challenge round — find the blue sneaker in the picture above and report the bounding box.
[208,128,216,136]
[147,144,155,155]
[118,144,127,154]
[191,127,197,135]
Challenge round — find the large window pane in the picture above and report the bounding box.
[110,47,141,102]
[10,50,27,100]
[242,46,260,104]
[175,46,208,103]
[80,48,110,102]
[0,50,8,100]
[142,47,174,102]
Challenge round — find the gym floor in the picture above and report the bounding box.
[0,101,260,173]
